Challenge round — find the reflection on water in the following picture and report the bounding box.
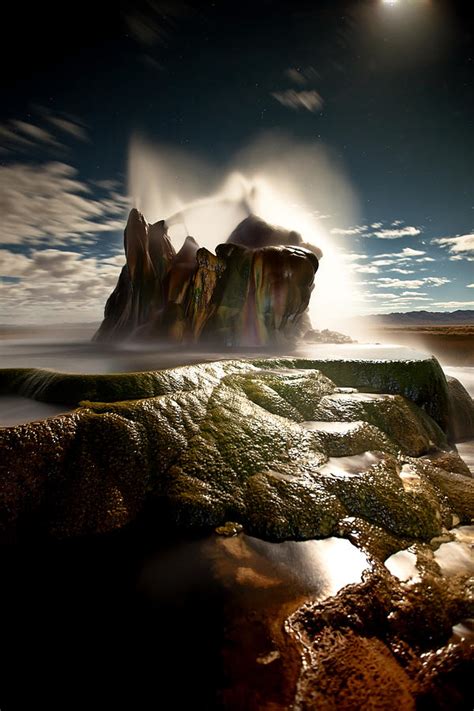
[138,534,370,607]
[385,526,474,582]
[385,549,420,584]
[318,451,385,479]
[450,618,474,643]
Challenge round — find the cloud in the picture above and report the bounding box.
[401,291,428,297]
[467,283,474,288]
[353,264,379,274]
[371,222,383,229]
[373,248,425,262]
[123,1,192,47]
[397,296,433,301]
[0,125,35,149]
[0,162,128,246]
[369,226,422,239]
[0,247,123,323]
[1,110,89,155]
[271,89,324,113]
[284,66,320,85]
[449,255,474,262]
[12,120,61,147]
[373,276,450,289]
[415,256,435,262]
[389,268,415,274]
[340,252,369,262]
[373,259,396,266]
[46,116,89,142]
[431,301,474,308]
[433,234,474,255]
[397,247,425,257]
[94,179,122,191]
[331,226,367,236]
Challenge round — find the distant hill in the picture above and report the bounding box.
[364,310,474,326]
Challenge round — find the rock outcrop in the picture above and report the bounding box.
[2,357,473,542]
[94,210,321,346]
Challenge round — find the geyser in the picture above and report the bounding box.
[127,134,362,334]
[94,208,322,346]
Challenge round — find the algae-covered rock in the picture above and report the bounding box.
[253,356,451,435]
[0,358,468,543]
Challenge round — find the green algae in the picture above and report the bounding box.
[253,356,451,433]
[1,358,470,546]
[0,355,452,434]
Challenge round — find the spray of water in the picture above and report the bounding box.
[128,132,362,333]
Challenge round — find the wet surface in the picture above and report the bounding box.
[384,549,421,583]
[384,526,474,583]
[302,420,366,433]
[0,525,370,711]
[318,451,385,479]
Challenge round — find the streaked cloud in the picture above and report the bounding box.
[373,276,450,289]
[331,226,368,236]
[401,291,428,297]
[46,116,89,142]
[123,1,192,47]
[370,225,422,239]
[284,66,320,85]
[271,89,324,113]
[0,162,128,246]
[432,301,474,308]
[340,252,369,262]
[12,120,61,147]
[353,264,379,274]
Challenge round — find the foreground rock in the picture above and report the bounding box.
[94,209,321,346]
[1,356,473,542]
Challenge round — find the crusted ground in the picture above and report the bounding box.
[1,359,472,544]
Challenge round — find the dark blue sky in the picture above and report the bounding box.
[1,0,473,322]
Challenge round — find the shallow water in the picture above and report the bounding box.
[0,395,72,427]
[0,528,369,711]
[0,336,447,429]
[0,337,433,374]
[385,526,474,583]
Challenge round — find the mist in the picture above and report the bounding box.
[128,132,362,334]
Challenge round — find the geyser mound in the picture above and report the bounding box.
[94,209,323,347]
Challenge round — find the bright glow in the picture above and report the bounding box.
[382,0,399,4]
[128,134,362,332]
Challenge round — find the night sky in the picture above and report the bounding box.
[1,0,473,323]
